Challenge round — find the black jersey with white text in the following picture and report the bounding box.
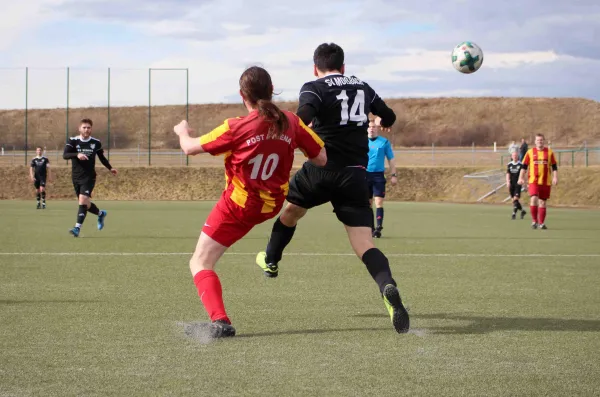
[63,136,107,180]
[297,74,395,169]
[506,161,523,185]
[30,156,50,179]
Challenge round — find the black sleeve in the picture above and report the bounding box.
[521,163,528,170]
[30,159,35,167]
[552,164,558,171]
[296,82,321,125]
[506,164,510,174]
[97,149,113,170]
[367,84,396,128]
[63,141,78,159]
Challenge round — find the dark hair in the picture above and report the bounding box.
[239,66,289,139]
[80,118,93,126]
[535,133,545,139]
[36,146,43,150]
[313,43,344,72]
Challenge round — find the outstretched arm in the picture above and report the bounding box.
[176,120,235,156]
[174,121,206,155]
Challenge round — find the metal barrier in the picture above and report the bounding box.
[500,148,600,168]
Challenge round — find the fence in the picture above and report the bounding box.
[1,67,599,169]
[2,145,600,168]
[500,147,600,168]
[0,67,190,166]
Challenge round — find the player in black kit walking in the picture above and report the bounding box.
[63,119,117,237]
[506,151,526,220]
[29,147,51,209]
[255,43,410,334]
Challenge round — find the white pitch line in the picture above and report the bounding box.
[0,252,599,258]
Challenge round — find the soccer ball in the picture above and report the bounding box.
[452,42,484,74]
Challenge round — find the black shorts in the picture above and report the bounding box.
[33,178,46,189]
[286,162,372,227]
[366,172,386,199]
[509,184,521,198]
[73,178,95,198]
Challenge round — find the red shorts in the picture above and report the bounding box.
[528,184,551,200]
[202,196,284,247]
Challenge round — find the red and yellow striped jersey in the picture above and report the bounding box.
[199,110,324,213]
[522,147,557,186]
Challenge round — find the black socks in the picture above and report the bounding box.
[265,217,296,264]
[76,205,88,226]
[88,202,100,216]
[362,248,396,294]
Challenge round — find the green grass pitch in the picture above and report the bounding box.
[1,200,600,396]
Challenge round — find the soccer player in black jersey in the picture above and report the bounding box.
[506,151,526,220]
[256,43,409,333]
[63,119,117,237]
[30,147,51,209]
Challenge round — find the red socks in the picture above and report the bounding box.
[529,205,547,224]
[538,207,547,224]
[193,270,230,324]
[530,206,538,223]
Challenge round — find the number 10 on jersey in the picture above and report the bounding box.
[336,89,367,126]
[248,153,279,180]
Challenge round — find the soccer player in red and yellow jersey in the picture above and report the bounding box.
[518,133,558,230]
[173,66,326,338]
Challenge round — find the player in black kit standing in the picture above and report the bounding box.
[63,118,117,237]
[255,43,410,334]
[30,146,51,209]
[506,151,527,220]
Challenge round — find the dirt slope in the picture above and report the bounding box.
[1,166,598,207]
[1,98,598,150]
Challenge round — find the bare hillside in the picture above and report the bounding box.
[1,97,598,149]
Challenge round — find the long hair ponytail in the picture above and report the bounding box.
[239,66,289,139]
[257,99,289,139]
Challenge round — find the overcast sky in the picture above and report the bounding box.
[0,0,598,108]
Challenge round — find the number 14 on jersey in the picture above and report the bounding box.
[336,89,367,126]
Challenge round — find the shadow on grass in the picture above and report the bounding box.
[539,228,600,232]
[380,236,594,241]
[89,235,266,240]
[354,313,600,334]
[0,299,101,305]
[236,327,391,338]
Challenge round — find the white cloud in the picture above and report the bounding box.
[397,89,494,98]
[0,0,63,51]
[0,0,598,109]
[483,51,559,69]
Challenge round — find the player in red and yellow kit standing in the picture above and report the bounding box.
[518,133,558,230]
[173,66,326,338]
